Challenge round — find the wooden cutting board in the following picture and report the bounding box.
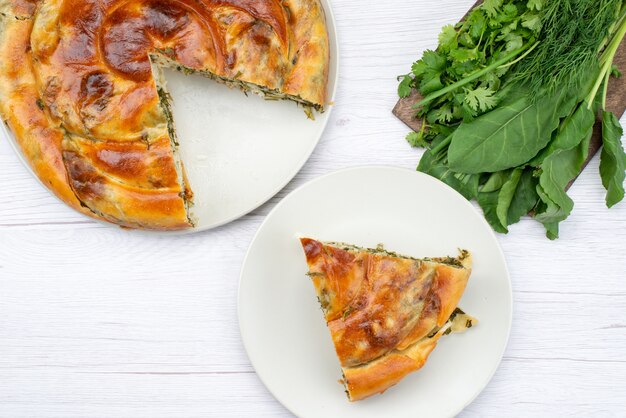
[392,1,626,187]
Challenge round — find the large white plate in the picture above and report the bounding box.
[0,0,338,232]
[239,166,512,418]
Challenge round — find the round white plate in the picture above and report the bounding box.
[239,166,512,418]
[0,1,338,232]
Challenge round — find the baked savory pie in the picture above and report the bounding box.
[299,238,476,401]
[0,0,329,230]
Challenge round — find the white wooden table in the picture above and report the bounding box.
[1,1,626,416]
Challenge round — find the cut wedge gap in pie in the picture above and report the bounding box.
[0,0,329,230]
[299,238,477,401]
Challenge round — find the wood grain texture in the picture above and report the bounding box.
[1,1,626,417]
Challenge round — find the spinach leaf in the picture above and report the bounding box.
[417,143,479,200]
[447,87,574,173]
[544,223,559,240]
[530,101,596,166]
[496,167,523,228]
[477,190,508,234]
[481,170,511,193]
[537,141,590,220]
[600,111,626,208]
[507,168,539,226]
[534,184,564,239]
[483,166,539,231]
[533,120,594,238]
[454,172,480,200]
[506,167,539,226]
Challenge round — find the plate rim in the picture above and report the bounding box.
[0,0,340,234]
[238,164,513,417]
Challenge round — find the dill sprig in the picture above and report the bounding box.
[511,0,623,97]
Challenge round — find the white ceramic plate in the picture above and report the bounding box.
[239,166,512,418]
[0,1,338,232]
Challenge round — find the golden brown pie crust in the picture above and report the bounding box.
[0,0,329,229]
[300,238,475,401]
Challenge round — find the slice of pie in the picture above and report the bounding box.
[299,238,477,401]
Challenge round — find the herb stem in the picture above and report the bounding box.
[497,41,539,70]
[588,59,614,109]
[601,15,626,65]
[419,118,428,136]
[412,43,535,110]
[602,64,611,110]
[609,9,626,43]
[596,10,626,56]
[430,134,452,155]
[587,13,626,108]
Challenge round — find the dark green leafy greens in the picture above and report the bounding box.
[398,0,626,239]
[600,111,626,207]
[507,168,540,225]
[477,189,509,234]
[417,136,480,200]
[447,89,572,173]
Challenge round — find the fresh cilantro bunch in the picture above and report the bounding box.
[398,0,542,146]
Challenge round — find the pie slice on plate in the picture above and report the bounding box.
[299,238,477,401]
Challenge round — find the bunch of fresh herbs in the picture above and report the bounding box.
[398,0,626,239]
